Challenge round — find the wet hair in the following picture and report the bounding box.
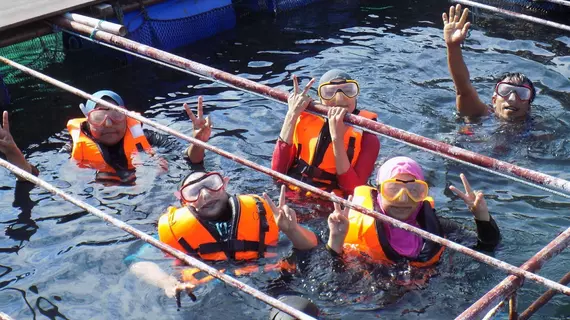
[496,72,536,103]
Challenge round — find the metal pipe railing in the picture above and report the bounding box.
[1,55,569,299]
[48,16,570,199]
[451,0,570,32]
[519,271,570,320]
[456,226,570,319]
[63,13,126,36]
[0,158,315,320]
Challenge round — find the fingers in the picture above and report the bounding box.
[460,173,473,195]
[338,108,347,119]
[474,191,485,206]
[454,4,462,22]
[293,75,299,94]
[301,78,315,96]
[184,103,197,122]
[2,111,8,132]
[342,195,353,217]
[197,96,203,120]
[327,107,346,120]
[442,12,448,24]
[205,116,212,129]
[262,192,279,217]
[278,184,286,208]
[462,22,471,37]
[449,185,468,202]
[332,200,341,214]
[283,205,296,222]
[332,191,342,213]
[459,8,469,26]
[449,5,455,23]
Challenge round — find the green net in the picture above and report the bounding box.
[0,32,65,85]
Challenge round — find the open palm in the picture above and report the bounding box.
[443,4,471,46]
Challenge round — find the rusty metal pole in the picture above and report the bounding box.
[481,299,506,320]
[48,17,570,198]
[519,271,570,320]
[451,0,570,32]
[456,227,570,319]
[508,292,518,320]
[1,55,569,298]
[0,158,316,320]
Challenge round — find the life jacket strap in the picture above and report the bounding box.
[178,237,198,255]
[289,158,339,186]
[254,196,269,259]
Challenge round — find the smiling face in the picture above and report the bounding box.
[492,74,535,122]
[380,173,421,221]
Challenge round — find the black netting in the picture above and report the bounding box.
[273,0,325,12]
[128,5,236,51]
[233,0,326,13]
[0,72,9,106]
[472,0,570,19]
[0,33,65,85]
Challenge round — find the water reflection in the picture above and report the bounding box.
[1,0,570,318]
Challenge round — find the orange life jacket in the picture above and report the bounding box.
[157,194,279,261]
[66,117,152,181]
[344,186,444,268]
[288,110,377,196]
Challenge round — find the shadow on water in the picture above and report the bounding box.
[1,0,570,318]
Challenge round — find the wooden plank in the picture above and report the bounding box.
[0,0,106,32]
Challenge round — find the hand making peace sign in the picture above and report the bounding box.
[184,96,212,142]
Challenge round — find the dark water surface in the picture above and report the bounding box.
[1,0,569,319]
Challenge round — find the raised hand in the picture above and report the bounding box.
[443,4,471,46]
[449,173,490,221]
[263,185,298,234]
[327,107,348,141]
[287,75,315,117]
[328,195,352,238]
[0,111,18,155]
[184,96,212,142]
[327,195,352,254]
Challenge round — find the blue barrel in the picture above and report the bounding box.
[123,0,237,50]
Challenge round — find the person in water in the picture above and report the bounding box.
[283,156,500,268]
[130,100,317,305]
[443,4,536,122]
[63,90,206,183]
[325,156,501,266]
[272,69,380,197]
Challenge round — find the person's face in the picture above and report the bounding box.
[492,79,532,122]
[380,173,422,221]
[318,80,358,113]
[179,172,230,220]
[88,104,127,146]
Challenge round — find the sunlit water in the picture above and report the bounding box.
[1,0,569,318]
